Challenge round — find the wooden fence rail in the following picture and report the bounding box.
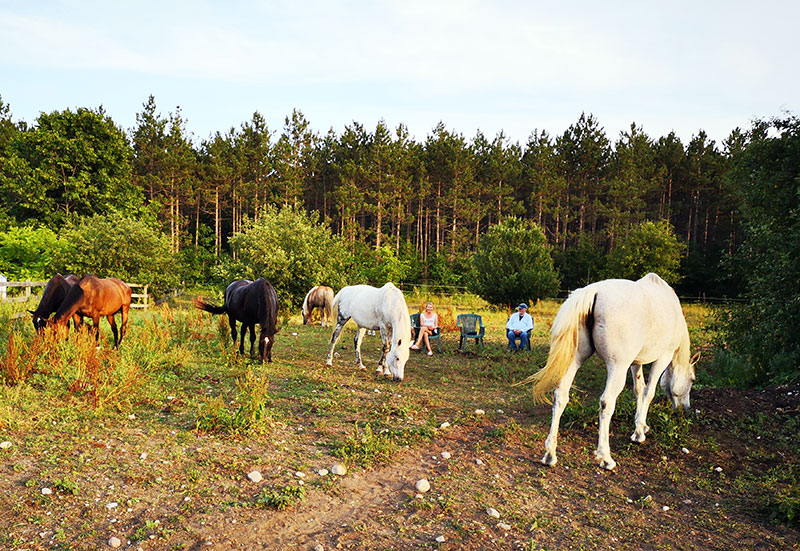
[0,279,159,310]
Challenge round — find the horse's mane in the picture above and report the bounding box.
[255,278,279,335]
[638,273,691,369]
[302,286,317,316]
[382,283,412,342]
[35,274,67,316]
[54,275,91,322]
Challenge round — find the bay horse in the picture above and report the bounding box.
[524,273,700,470]
[29,273,83,332]
[195,278,279,363]
[50,275,132,347]
[325,283,411,382]
[301,285,335,327]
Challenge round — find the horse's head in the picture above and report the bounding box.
[30,310,47,332]
[301,307,310,325]
[385,338,410,382]
[660,351,700,411]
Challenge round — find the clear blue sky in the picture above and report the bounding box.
[1,0,797,146]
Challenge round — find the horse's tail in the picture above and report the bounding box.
[518,286,597,404]
[329,289,343,330]
[194,298,227,315]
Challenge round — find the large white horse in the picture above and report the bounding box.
[325,283,412,382]
[527,273,700,470]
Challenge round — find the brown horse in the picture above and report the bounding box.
[29,273,83,332]
[50,275,132,347]
[301,285,335,327]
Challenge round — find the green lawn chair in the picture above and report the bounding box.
[457,313,485,351]
[410,313,441,352]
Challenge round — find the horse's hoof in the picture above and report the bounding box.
[630,431,647,443]
[599,457,617,471]
[541,453,557,466]
[358,364,366,370]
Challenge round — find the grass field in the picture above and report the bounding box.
[0,294,797,550]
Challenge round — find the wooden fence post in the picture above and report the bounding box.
[25,279,31,301]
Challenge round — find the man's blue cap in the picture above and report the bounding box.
[517,303,528,309]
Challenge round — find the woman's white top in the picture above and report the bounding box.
[421,312,438,328]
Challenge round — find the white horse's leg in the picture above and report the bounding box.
[631,355,672,443]
[354,327,367,370]
[542,359,582,466]
[630,364,646,436]
[596,363,630,470]
[378,326,391,377]
[325,318,348,366]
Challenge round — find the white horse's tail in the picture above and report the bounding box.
[521,286,597,404]
[329,289,343,333]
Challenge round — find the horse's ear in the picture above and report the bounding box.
[690,351,701,366]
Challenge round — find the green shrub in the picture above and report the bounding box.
[469,217,560,307]
[0,225,63,280]
[255,485,306,510]
[603,220,686,284]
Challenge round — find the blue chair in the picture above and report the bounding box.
[410,313,441,352]
[457,314,485,351]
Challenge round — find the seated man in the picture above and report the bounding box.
[506,303,533,351]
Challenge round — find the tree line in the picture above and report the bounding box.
[1,93,799,385]
[1,94,745,296]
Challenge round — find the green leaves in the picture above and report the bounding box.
[603,220,686,284]
[469,217,560,307]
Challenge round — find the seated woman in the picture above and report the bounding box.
[411,301,439,356]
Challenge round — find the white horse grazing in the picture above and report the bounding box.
[325,283,412,382]
[527,273,700,470]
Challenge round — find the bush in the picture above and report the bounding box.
[50,213,179,293]
[229,205,349,307]
[0,225,63,280]
[469,217,560,307]
[603,220,686,284]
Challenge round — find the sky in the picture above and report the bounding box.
[1,0,798,147]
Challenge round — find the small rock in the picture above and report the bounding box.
[487,507,500,518]
[474,409,485,415]
[439,422,450,429]
[0,441,12,449]
[106,502,118,509]
[440,451,451,460]
[373,389,381,394]
[714,466,723,472]
[475,459,484,465]
[496,409,504,414]
[643,495,652,503]
[661,456,667,461]
[108,536,122,548]
[247,470,263,483]
[295,471,306,479]
[683,499,692,504]
[415,479,431,493]
[127,414,136,420]
[435,535,446,543]
[314,545,324,551]
[681,447,689,454]
[139,452,148,460]
[662,505,670,512]
[331,463,347,476]
[415,493,424,499]
[317,469,329,477]
[626,498,633,503]
[41,487,52,495]
[498,522,511,531]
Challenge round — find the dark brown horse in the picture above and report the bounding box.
[50,275,132,347]
[195,278,279,363]
[301,285,335,327]
[29,273,83,332]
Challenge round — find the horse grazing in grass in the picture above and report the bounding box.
[525,273,700,470]
[29,273,82,332]
[301,285,335,327]
[50,275,132,347]
[196,278,279,363]
[325,283,411,382]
